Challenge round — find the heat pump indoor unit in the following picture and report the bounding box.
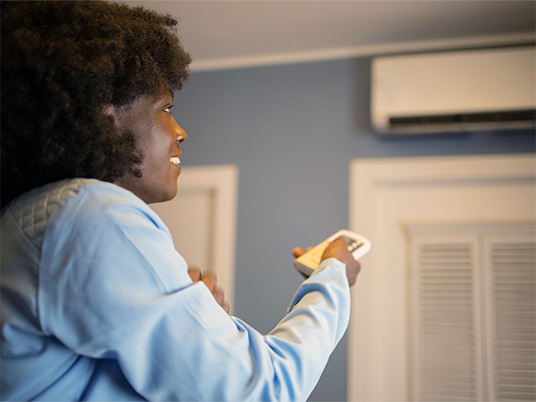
[371,46,536,135]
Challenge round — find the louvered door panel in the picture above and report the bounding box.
[489,241,536,401]
[409,223,535,402]
[416,242,479,401]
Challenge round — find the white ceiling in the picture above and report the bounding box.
[120,1,535,71]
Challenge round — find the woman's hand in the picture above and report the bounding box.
[321,237,361,286]
[188,266,230,314]
[293,237,361,286]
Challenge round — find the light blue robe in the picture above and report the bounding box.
[1,179,350,401]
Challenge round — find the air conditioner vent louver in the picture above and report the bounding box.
[389,109,536,130]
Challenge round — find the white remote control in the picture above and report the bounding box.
[295,229,371,276]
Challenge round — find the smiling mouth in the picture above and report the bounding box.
[170,156,181,166]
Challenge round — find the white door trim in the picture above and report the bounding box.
[347,153,536,401]
[177,164,238,309]
[151,164,238,310]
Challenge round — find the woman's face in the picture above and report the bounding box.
[112,93,187,204]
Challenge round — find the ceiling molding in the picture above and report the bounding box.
[190,31,535,72]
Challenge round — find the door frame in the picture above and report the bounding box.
[347,153,536,401]
[151,164,238,310]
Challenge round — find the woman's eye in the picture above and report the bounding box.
[164,105,173,113]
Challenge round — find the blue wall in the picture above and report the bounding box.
[173,56,534,401]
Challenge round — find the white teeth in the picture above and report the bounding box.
[170,156,181,166]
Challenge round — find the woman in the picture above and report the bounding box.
[1,1,360,401]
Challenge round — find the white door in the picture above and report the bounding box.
[347,154,535,401]
[150,164,238,311]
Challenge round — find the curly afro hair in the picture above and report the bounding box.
[1,0,191,208]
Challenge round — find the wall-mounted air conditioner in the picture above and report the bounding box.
[371,46,536,135]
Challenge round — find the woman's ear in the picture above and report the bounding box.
[103,105,117,119]
[103,102,137,130]
[103,105,123,130]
